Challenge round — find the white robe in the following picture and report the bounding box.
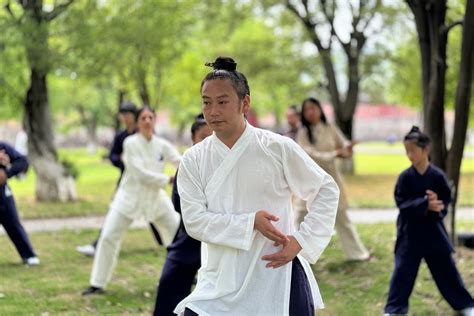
[110,133,181,222]
[175,123,339,316]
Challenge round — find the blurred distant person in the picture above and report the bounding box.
[284,105,300,141]
[296,97,371,261]
[76,101,164,257]
[384,126,473,316]
[82,106,181,295]
[14,127,28,156]
[14,126,28,180]
[153,114,212,316]
[0,141,39,266]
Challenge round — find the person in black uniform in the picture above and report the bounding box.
[76,101,163,257]
[0,141,39,266]
[384,126,473,315]
[153,115,212,316]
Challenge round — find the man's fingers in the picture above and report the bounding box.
[265,214,280,222]
[265,260,289,269]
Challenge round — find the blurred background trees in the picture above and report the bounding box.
[0,0,471,205]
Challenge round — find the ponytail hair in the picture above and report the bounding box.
[404,126,430,148]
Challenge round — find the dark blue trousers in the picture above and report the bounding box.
[154,258,200,316]
[182,257,314,316]
[385,251,474,314]
[0,196,36,260]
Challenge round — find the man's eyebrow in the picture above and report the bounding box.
[202,94,230,99]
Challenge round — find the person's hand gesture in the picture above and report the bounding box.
[261,235,302,269]
[254,210,289,246]
[426,190,444,212]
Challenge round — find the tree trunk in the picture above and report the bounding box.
[407,0,473,242]
[21,0,76,202]
[446,0,474,242]
[115,89,126,132]
[24,69,76,202]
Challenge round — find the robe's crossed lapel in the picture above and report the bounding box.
[204,123,253,205]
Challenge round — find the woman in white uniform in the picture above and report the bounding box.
[82,106,181,295]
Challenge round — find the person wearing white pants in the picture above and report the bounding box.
[83,106,181,295]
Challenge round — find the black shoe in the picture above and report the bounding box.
[82,286,104,296]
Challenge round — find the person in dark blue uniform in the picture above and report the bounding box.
[153,115,212,316]
[0,141,39,266]
[384,126,473,315]
[76,101,163,257]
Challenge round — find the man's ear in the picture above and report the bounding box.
[241,95,251,115]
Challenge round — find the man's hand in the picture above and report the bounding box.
[261,235,302,269]
[254,210,289,246]
[0,169,7,185]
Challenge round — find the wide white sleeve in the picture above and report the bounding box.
[123,139,169,187]
[282,139,339,264]
[177,152,256,251]
[162,139,182,168]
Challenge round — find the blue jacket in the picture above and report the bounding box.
[394,164,453,255]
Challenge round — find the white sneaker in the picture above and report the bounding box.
[76,244,96,257]
[461,307,474,316]
[25,257,40,266]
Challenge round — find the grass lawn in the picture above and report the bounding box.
[0,222,472,315]
[7,145,473,219]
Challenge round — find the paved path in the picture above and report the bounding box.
[1,208,473,235]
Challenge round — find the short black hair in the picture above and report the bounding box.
[119,101,137,114]
[201,56,250,101]
[404,126,430,148]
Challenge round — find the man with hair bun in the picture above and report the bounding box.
[175,56,339,316]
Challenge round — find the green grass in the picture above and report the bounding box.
[0,222,472,315]
[6,145,474,219]
[9,148,177,219]
[344,173,474,208]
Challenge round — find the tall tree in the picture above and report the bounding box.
[285,0,387,140]
[4,0,76,201]
[407,0,473,239]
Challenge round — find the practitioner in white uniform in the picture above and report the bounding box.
[82,106,181,295]
[175,57,339,316]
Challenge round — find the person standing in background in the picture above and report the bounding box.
[283,105,300,141]
[0,141,39,266]
[153,114,212,316]
[296,97,371,261]
[76,101,164,257]
[82,106,181,295]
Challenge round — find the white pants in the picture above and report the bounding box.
[90,209,180,288]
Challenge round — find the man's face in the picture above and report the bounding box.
[120,112,136,128]
[286,109,299,128]
[201,79,249,136]
[192,124,213,145]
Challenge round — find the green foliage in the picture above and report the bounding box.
[60,159,80,179]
